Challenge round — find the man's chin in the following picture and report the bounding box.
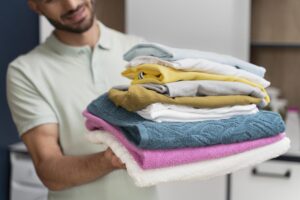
[69,20,94,33]
[48,16,95,34]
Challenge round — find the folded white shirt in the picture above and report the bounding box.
[128,56,270,88]
[86,131,290,187]
[137,104,259,122]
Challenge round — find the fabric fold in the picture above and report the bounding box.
[121,64,270,104]
[83,110,285,169]
[123,43,266,77]
[136,103,259,122]
[87,93,286,150]
[128,56,270,87]
[86,130,290,187]
[108,85,266,111]
[113,80,266,99]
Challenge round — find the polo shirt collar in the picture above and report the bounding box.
[45,21,112,56]
[98,22,112,50]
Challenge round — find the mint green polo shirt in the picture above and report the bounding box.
[6,22,158,200]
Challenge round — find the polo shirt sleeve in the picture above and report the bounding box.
[6,64,58,136]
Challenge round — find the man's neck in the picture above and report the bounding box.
[54,19,100,48]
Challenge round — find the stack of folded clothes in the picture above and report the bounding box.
[83,43,290,187]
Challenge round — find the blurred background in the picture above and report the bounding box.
[1,0,300,199]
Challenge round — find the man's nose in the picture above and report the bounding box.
[62,0,81,11]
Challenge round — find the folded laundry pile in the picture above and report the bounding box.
[83,42,290,187]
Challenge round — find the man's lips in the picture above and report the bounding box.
[63,6,86,24]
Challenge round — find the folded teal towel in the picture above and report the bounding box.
[87,94,285,149]
[123,43,266,77]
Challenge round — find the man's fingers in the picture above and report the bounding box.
[105,148,126,169]
[104,148,114,159]
[111,156,125,169]
[120,163,126,169]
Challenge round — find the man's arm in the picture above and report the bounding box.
[22,123,125,191]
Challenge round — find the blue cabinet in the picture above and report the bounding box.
[0,1,39,199]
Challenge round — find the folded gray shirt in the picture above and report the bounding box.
[113,80,266,99]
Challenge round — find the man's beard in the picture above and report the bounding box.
[46,0,96,34]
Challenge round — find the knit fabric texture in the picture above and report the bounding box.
[113,81,266,99]
[108,85,266,112]
[121,64,270,104]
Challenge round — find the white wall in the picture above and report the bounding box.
[126,0,250,60]
[39,16,54,43]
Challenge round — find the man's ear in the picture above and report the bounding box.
[28,0,42,15]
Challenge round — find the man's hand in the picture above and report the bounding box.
[104,148,126,169]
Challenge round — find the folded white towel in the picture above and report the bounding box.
[128,56,270,88]
[86,131,290,187]
[137,104,259,122]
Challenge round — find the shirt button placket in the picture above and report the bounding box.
[92,49,108,92]
[84,48,95,85]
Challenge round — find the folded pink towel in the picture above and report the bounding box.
[83,110,285,169]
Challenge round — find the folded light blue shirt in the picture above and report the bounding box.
[123,43,266,77]
[87,94,285,150]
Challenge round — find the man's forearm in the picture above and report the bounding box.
[21,124,125,191]
[36,151,115,191]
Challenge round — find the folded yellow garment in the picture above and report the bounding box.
[122,64,270,104]
[108,85,263,112]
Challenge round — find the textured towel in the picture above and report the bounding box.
[113,81,266,99]
[121,64,270,104]
[128,56,270,87]
[83,110,285,169]
[136,103,259,122]
[87,93,286,149]
[109,85,266,112]
[86,131,290,187]
[123,43,266,77]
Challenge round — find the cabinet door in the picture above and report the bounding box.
[232,161,300,200]
[10,152,44,186]
[95,0,125,32]
[157,176,226,200]
[11,182,47,200]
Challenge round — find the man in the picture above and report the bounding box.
[6,0,158,199]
